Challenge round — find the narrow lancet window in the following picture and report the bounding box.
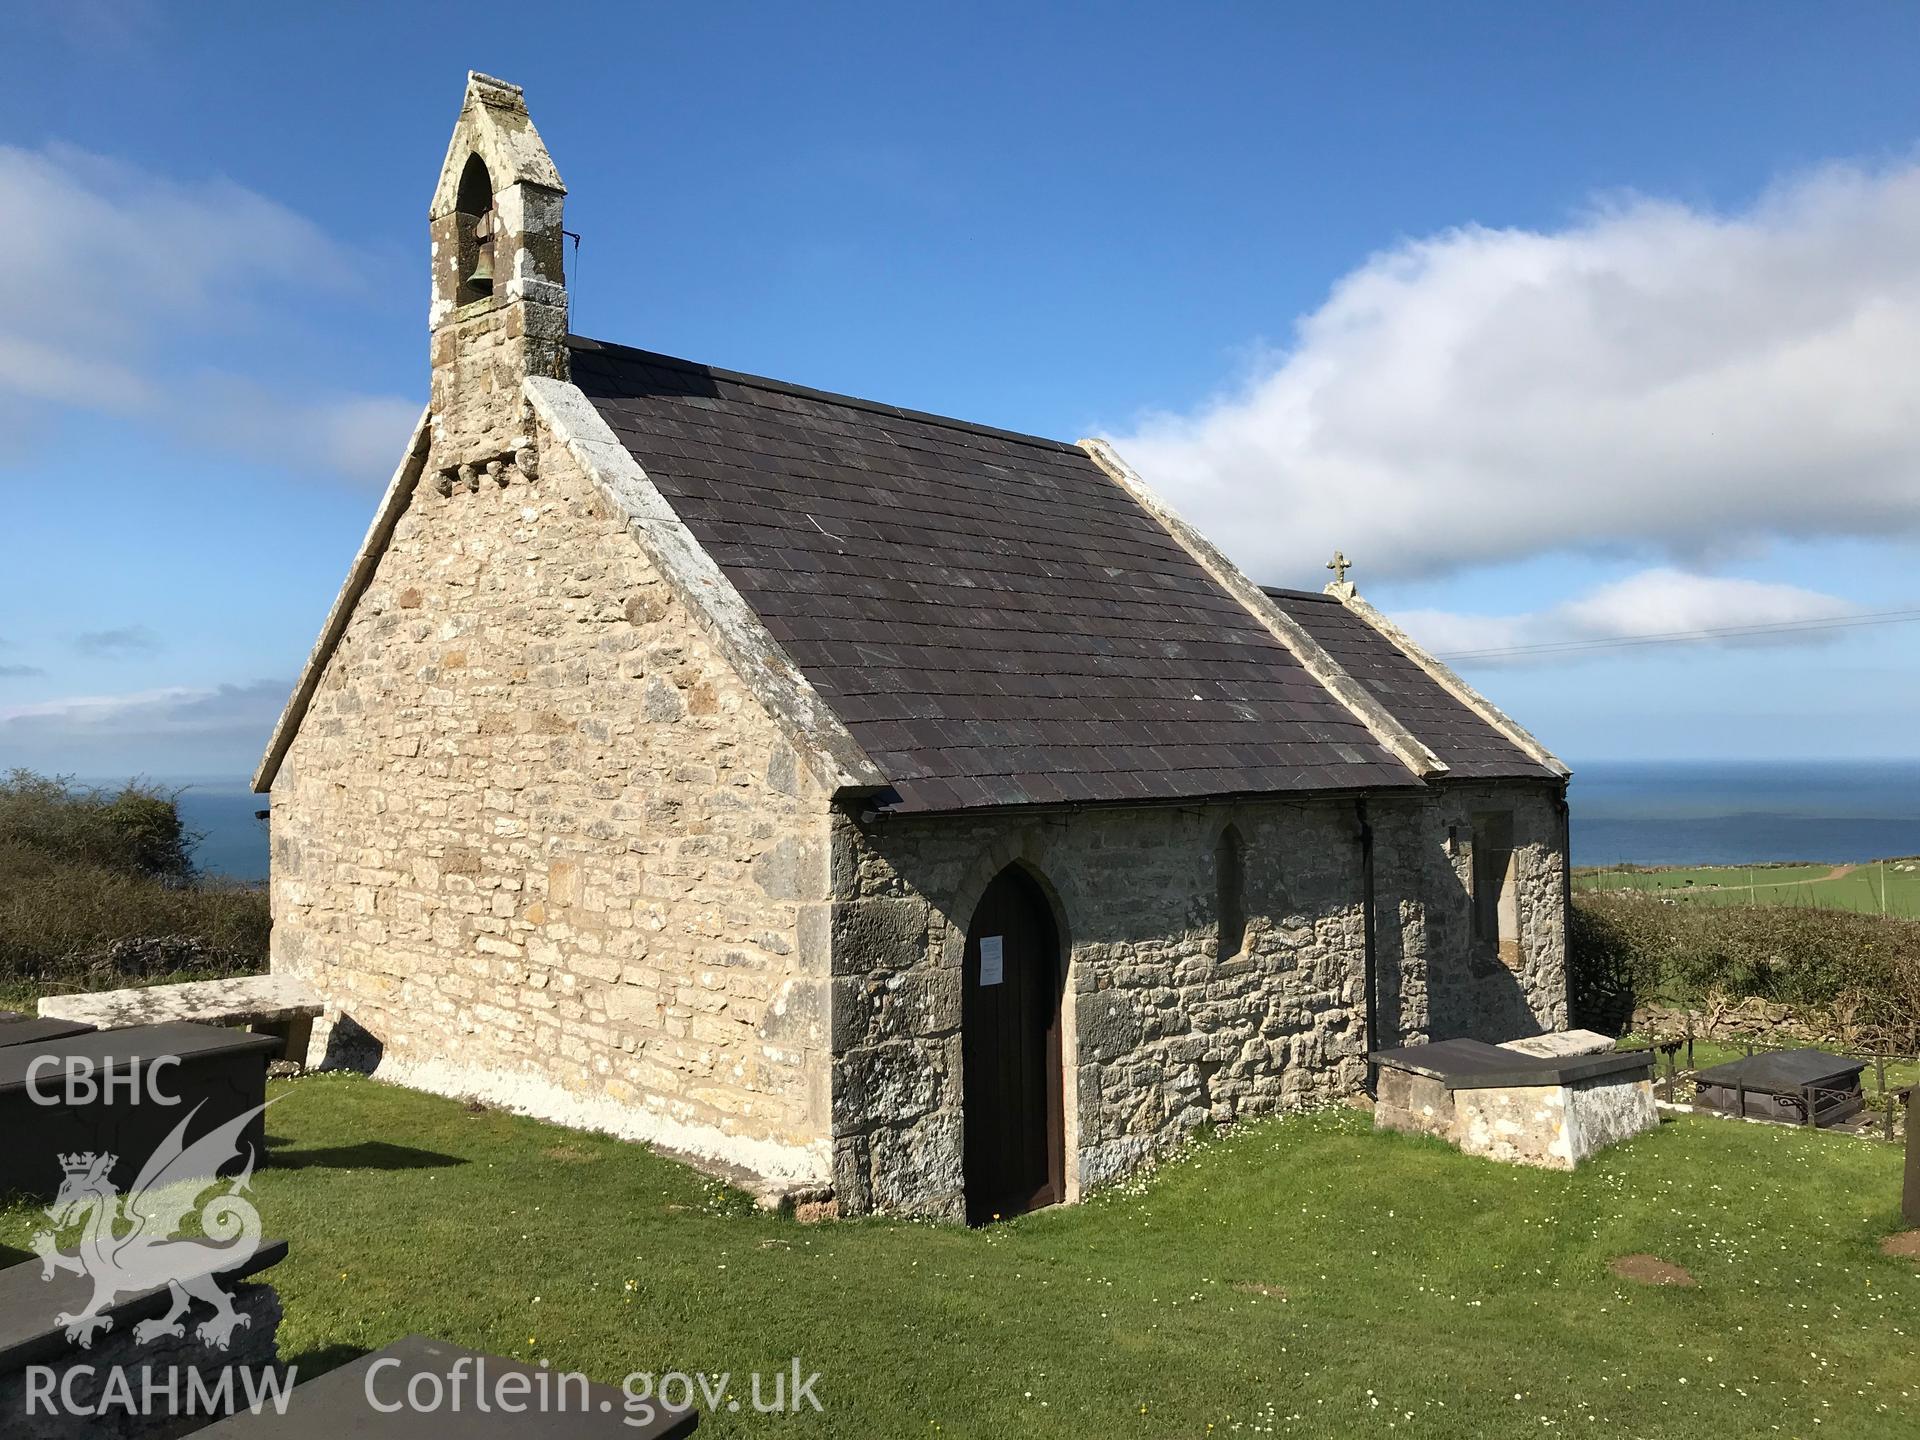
[1471,811,1520,966]
[1215,824,1248,962]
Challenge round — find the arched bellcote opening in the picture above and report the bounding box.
[961,865,1065,1225]
[453,153,497,305]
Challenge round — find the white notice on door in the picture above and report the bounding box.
[978,935,1004,986]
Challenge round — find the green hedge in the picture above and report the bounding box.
[1570,891,1920,1052]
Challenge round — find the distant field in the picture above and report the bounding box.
[1574,856,1920,917]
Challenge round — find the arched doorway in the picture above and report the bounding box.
[962,865,1065,1225]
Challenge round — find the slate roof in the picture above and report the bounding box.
[570,337,1422,812]
[1262,588,1557,781]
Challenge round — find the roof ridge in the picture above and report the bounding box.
[568,335,1084,457]
[1263,584,1565,780]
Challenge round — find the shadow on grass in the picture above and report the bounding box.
[0,1240,31,1269]
[267,1141,466,1174]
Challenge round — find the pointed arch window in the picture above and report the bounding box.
[1215,824,1248,962]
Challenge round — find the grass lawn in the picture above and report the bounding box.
[6,1076,1914,1437]
[1575,858,1920,918]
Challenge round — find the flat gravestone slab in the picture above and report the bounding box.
[1499,1029,1615,1059]
[0,1022,282,1094]
[0,1022,279,1201]
[0,1239,287,1372]
[1693,1048,1866,1092]
[197,1334,698,1437]
[1371,1038,1652,1091]
[38,975,323,1032]
[0,1017,96,1048]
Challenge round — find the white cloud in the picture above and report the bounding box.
[1398,568,1856,665]
[0,681,287,775]
[0,681,284,736]
[0,143,413,480]
[174,375,423,483]
[73,624,161,658]
[1111,161,1920,585]
[0,635,39,679]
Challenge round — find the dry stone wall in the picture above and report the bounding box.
[269,425,836,1186]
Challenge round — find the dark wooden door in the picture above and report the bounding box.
[962,867,1064,1225]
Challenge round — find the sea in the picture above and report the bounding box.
[154,760,1920,881]
[168,784,274,881]
[1566,760,1920,869]
[161,760,1920,887]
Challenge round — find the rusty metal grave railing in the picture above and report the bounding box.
[1631,1031,1913,1144]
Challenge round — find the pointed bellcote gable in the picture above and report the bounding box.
[427,72,568,466]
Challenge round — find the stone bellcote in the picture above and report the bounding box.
[428,72,567,465]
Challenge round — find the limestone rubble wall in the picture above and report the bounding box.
[269,424,835,1186]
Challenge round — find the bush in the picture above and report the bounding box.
[0,771,267,1008]
[1570,891,1920,1053]
[0,770,197,881]
[1565,899,1657,1035]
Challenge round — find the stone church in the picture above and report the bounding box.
[256,73,1571,1221]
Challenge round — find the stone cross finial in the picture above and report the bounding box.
[1326,550,1351,586]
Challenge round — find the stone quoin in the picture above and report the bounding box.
[254,72,1574,1221]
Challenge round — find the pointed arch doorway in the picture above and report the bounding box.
[962,866,1065,1225]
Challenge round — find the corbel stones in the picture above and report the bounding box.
[433,441,540,498]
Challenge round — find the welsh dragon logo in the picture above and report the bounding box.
[30,1100,269,1350]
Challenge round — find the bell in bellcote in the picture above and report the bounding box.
[466,209,497,296]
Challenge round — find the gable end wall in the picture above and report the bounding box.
[269,419,835,1186]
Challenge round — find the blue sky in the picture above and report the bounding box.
[2,2,1918,782]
